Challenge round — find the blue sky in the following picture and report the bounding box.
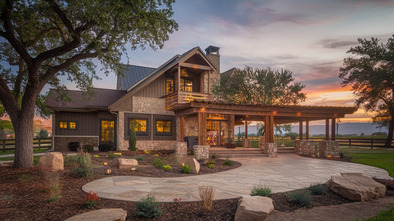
[81,0,394,123]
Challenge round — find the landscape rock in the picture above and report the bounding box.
[65,208,127,221]
[326,173,386,201]
[177,156,200,174]
[38,152,64,171]
[118,158,138,169]
[235,195,274,221]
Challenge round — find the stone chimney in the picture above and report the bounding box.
[205,46,220,73]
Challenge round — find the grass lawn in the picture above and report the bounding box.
[340,148,394,177]
[364,206,394,221]
[0,148,48,156]
[0,156,42,166]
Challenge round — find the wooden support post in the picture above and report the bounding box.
[325,119,330,140]
[180,116,184,142]
[245,120,248,139]
[198,112,207,145]
[269,115,274,143]
[306,120,309,140]
[299,121,303,140]
[208,71,210,94]
[177,65,181,93]
[38,139,41,150]
[2,139,5,152]
[331,118,336,141]
[264,116,269,143]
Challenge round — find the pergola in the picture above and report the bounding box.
[173,101,357,145]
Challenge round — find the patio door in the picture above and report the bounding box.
[100,120,115,145]
[207,120,220,146]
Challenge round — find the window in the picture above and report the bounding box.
[130,119,147,133]
[180,78,193,92]
[69,121,77,130]
[101,120,114,141]
[156,120,171,135]
[60,121,67,129]
[166,78,174,95]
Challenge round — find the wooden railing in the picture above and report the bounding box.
[1,138,52,152]
[295,137,393,149]
[166,91,212,109]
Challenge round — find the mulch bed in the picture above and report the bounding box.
[0,151,393,221]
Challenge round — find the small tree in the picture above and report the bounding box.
[129,124,137,151]
[38,129,48,139]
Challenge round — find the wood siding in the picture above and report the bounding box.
[55,111,98,136]
[133,75,166,98]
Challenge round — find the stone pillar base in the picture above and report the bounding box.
[175,142,187,157]
[319,141,339,158]
[265,143,278,157]
[242,138,251,148]
[294,140,318,157]
[193,145,209,160]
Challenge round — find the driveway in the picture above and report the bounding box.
[82,153,392,202]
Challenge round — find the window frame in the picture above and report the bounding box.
[155,119,172,136]
[180,77,193,92]
[165,77,174,95]
[59,121,68,129]
[69,121,77,130]
[129,118,149,136]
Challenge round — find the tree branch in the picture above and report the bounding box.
[0,75,19,121]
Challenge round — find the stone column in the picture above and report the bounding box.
[319,141,339,158]
[117,111,126,150]
[228,114,235,143]
[193,145,209,160]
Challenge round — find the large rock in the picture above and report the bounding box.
[65,208,127,221]
[38,152,64,171]
[326,173,386,201]
[177,156,200,174]
[118,158,138,169]
[235,195,274,221]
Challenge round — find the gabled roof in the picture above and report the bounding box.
[221,67,236,76]
[116,65,156,90]
[45,88,127,111]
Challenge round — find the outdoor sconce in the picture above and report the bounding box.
[273,111,277,115]
[297,112,301,116]
[106,169,112,175]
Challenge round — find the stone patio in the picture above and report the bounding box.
[82,153,392,202]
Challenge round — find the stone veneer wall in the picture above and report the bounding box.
[193,145,209,160]
[294,140,318,157]
[132,140,178,151]
[53,136,98,152]
[319,141,339,158]
[132,96,174,115]
[184,115,198,136]
[117,111,126,150]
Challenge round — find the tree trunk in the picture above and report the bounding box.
[13,107,35,168]
[385,116,394,148]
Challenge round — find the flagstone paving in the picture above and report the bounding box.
[82,153,393,202]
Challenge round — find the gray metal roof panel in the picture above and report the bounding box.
[117,65,156,90]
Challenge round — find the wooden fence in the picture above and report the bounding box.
[1,138,51,152]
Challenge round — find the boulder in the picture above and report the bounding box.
[38,152,64,171]
[177,156,200,174]
[65,208,127,221]
[118,158,138,169]
[235,195,274,221]
[326,173,386,201]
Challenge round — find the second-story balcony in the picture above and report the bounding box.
[165,91,213,110]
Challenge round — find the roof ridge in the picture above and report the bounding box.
[122,64,156,69]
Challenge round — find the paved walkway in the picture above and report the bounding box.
[82,154,393,202]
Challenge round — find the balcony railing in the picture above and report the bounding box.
[166,91,212,110]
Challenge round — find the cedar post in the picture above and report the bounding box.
[306,120,309,140]
[245,120,248,139]
[325,119,330,140]
[180,116,184,142]
[331,118,336,141]
[299,120,303,140]
[198,112,207,145]
[269,115,274,142]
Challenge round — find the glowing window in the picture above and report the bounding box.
[180,78,193,92]
[69,122,77,130]
[166,78,174,95]
[156,120,171,134]
[130,119,147,133]
[60,121,67,129]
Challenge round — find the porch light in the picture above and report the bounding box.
[193,65,198,69]
[297,112,301,116]
[273,111,277,115]
[200,107,206,112]
[333,114,338,117]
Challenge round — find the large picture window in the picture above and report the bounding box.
[156,120,171,135]
[180,78,193,92]
[129,119,148,136]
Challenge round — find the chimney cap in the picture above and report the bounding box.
[205,45,220,55]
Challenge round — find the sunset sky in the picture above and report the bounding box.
[62,0,394,124]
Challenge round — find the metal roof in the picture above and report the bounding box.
[116,65,156,90]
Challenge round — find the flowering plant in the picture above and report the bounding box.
[85,191,100,208]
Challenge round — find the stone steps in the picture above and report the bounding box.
[209,147,295,158]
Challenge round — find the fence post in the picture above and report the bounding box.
[38,139,41,150]
[2,139,5,152]
[371,139,373,149]
[349,138,351,148]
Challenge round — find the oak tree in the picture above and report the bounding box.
[0,0,178,167]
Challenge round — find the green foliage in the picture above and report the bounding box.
[38,129,48,139]
[163,165,172,171]
[98,142,114,152]
[287,191,311,206]
[153,158,164,169]
[0,120,13,130]
[18,174,35,181]
[135,156,145,161]
[83,145,93,153]
[250,185,272,197]
[47,172,62,202]
[207,164,214,169]
[206,160,215,165]
[129,126,137,151]
[182,164,190,173]
[136,195,163,218]
[107,152,115,159]
[212,66,306,105]
[339,35,394,147]
[85,192,100,209]
[223,159,232,166]
[70,154,92,177]
[210,154,216,159]
[363,206,394,221]
[68,142,80,152]
[308,184,327,195]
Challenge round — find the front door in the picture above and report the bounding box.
[207,120,220,146]
[100,120,115,145]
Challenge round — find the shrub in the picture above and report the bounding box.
[206,160,215,165]
[250,185,271,197]
[163,165,172,171]
[83,144,93,153]
[153,158,164,169]
[68,142,80,152]
[198,186,215,211]
[71,154,92,177]
[135,156,145,161]
[47,172,62,202]
[98,141,115,152]
[207,164,214,169]
[107,152,115,159]
[85,192,100,208]
[223,159,232,166]
[211,154,216,159]
[182,164,190,173]
[309,184,327,195]
[129,129,137,151]
[144,150,150,154]
[287,191,311,206]
[136,195,163,218]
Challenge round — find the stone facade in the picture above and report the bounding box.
[184,115,198,136]
[265,143,278,157]
[133,140,178,151]
[132,96,174,115]
[193,145,209,160]
[117,111,126,150]
[175,142,187,157]
[294,140,318,157]
[53,136,99,152]
[319,141,339,158]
